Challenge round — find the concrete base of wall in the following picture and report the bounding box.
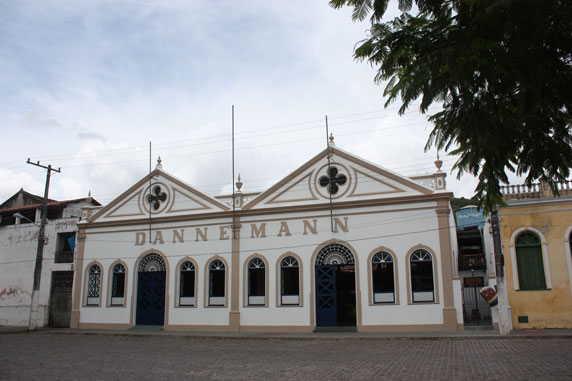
[0,305,48,328]
[78,323,132,330]
[72,322,467,333]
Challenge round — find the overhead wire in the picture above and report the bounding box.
[0,209,454,264]
[86,158,457,205]
[0,104,440,170]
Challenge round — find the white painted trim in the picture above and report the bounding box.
[509,227,551,290]
[564,225,572,297]
[510,244,519,291]
[509,226,548,246]
[542,241,552,289]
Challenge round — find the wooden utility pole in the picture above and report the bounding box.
[26,159,60,330]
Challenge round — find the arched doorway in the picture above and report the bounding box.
[315,243,356,327]
[136,253,167,325]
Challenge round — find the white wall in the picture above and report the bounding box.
[0,215,78,327]
[79,217,233,326]
[78,201,460,329]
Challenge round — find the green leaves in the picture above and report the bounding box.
[333,0,572,213]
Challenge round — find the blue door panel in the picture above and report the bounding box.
[316,265,337,327]
[136,271,166,325]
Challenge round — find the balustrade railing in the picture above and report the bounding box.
[500,180,572,200]
[458,253,487,271]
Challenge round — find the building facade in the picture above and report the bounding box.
[500,181,572,329]
[71,143,464,332]
[0,189,100,327]
[455,206,497,328]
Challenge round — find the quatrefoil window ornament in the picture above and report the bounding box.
[319,166,347,195]
[147,185,167,210]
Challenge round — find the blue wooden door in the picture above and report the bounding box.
[136,271,166,325]
[315,265,337,327]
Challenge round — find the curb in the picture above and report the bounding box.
[18,329,572,342]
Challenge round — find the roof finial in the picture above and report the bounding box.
[88,190,92,197]
[156,156,163,170]
[236,174,243,193]
[434,151,443,172]
[329,133,335,146]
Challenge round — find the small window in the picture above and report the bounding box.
[55,232,75,263]
[280,256,300,305]
[110,263,125,306]
[179,261,196,306]
[372,251,395,304]
[86,264,101,306]
[410,250,434,303]
[208,260,225,306]
[248,258,266,306]
[516,232,546,290]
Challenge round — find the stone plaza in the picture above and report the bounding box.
[1,331,571,380]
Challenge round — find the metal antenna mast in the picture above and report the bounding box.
[232,105,236,239]
[325,116,334,233]
[149,141,152,243]
[26,158,60,330]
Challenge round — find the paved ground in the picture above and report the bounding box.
[1,331,572,380]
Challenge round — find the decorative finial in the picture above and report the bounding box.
[329,133,335,146]
[236,174,243,193]
[434,151,443,172]
[88,190,92,197]
[156,156,163,170]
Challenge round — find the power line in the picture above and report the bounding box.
[0,213,457,265]
[0,208,440,251]
[0,105,439,170]
[12,120,433,172]
[86,159,456,205]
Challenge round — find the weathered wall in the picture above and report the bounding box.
[0,215,79,327]
[500,199,572,329]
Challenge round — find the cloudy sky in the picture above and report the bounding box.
[0,0,497,206]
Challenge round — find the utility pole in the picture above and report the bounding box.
[26,159,60,330]
[491,209,512,335]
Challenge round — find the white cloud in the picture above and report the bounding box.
[0,169,44,201]
[0,0,492,206]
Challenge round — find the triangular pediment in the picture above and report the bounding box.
[90,169,230,223]
[267,172,319,204]
[167,187,211,213]
[347,167,404,197]
[243,146,433,210]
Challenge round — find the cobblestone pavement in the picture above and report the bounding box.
[1,332,571,380]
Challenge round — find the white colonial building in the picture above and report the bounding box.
[71,140,464,332]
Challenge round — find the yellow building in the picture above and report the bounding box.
[500,181,572,329]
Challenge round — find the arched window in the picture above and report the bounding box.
[248,258,266,306]
[86,264,101,306]
[110,263,126,306]
[281,256,300,305]
[179,261,196,306]
[410,250,434,303]
[516,232,546,290]
[372,251,395,303]
[138,253,166,272]
[316,243,354,265]
[208,260,225,306]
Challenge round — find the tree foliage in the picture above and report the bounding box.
[330,0,572,212]
[450,196,478,212]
